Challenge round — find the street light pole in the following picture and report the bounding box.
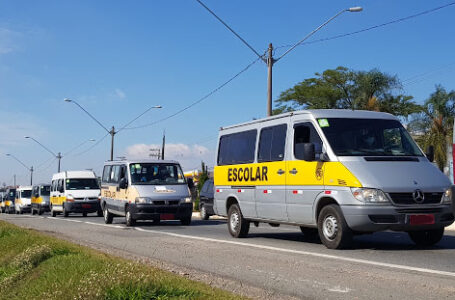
[265,7,362,116]
[65,98,162,161]
[6,153,33,185]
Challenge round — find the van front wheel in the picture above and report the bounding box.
[408,228,444,247]
[125,207,135,227]
[317,204,352,249]
[228,204,249,238]
[103,205,113,224]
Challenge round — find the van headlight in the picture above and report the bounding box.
[351,188,390,204]
[442,188,452,204]
[135,197,152,204]
[182,197,192,203]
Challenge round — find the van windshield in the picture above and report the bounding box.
[66,179,99,190]
[130,163,186,185]
[318,118,423,157]
[40,186,51,196]
[21,190,32,198]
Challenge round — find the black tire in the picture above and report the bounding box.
[200,205,209,220]
[180,216,192,225]
[38,208,43,215]
[300,227,320,240]
[408,228,444,247]
[51,207,57,218]
[125,207,136,227]
[227,204,250,238]
[63,205,69,218]
[31,208,36,215]
[15,209,20,215]
[317,204,353,249]
[82,212,87,217]
[97,210,103,217]
[103,205,113,224]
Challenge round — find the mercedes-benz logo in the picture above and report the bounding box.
[412,189,425,204]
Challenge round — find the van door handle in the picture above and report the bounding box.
[277,169,285,175]
[289,168,298,175]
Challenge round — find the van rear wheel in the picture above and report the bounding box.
[200,205,209,220]
[63,205,69,218]
[408,228,444,247]
[228,204,250,238]
[317,204,353,249]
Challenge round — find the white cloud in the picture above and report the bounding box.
[114,88,126,99]
[125,143,214,171]
[0,28,21,55]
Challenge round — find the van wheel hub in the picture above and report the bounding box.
[230,212,239,231]
[323,215,338,240]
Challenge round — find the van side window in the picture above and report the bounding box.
[218,130,257,165]
[294,123,323,160]
[111,165,121,183]
[258,124,286,162]
[102,165,112,183]
[57,180,62,192]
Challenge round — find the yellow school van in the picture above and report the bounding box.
[214,109,453,249]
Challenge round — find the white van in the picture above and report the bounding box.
[15,186,32,214]
[214,109,454,249]
[50,171,101,217]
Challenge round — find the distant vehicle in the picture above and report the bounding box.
[100,159,193,226]
[15,186,32,214]
[199,179,215,220]
[4,187,16,214]
[214,109,454,249]
[50,171,101,217]
[0,191,5,213]
[31,184,51,215]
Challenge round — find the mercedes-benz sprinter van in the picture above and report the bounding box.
[214,110,454,249]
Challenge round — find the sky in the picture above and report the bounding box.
[1,0,455,186]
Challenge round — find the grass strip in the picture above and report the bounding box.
[0,221,246,300]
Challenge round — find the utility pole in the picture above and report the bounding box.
[57,152,62,172]
[267,43,274,117]
[110,126,116,161]
[13,175,16,187]
[161,131,166,160]
[196,1,362,117]
[30,166,33,185]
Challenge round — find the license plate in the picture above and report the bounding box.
[409,214,435,225]
[82,204,91,209]
[160,214,174,220]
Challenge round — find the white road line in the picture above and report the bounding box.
[84,221,124,229]
[47,217,83,223]
[134,227,455,278]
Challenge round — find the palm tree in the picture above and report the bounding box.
[409,85,455,171]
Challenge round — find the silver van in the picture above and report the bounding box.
[214,109,454,249]
[100,159,193,226]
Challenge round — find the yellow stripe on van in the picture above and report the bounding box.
[214,161,362,187]
[31,196,41,205]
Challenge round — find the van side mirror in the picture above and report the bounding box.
[187,178,194,189]
[119,177,128,189]
[303,143,316,161]
[426,145,434,162]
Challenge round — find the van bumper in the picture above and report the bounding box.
[129,203,193,221]
[64,201,101,213]
[341,205,454,232]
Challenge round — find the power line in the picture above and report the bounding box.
[275,2,455,51]
[195,0,265,61]
[124,56,263,130]
[402,62,455,86]
[74,133,110,156]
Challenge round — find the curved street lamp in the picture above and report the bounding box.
[6,153,33,185]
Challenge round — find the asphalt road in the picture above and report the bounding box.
[1,212,455,300]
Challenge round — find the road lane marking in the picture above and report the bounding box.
[134,227,455,278]
[84,221,124,229]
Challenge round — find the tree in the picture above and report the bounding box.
[408,85,455,171]
[274,66,421,118]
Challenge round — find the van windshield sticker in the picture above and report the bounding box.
[318,119,330,127]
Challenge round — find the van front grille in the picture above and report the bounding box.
[389,193,442,205]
